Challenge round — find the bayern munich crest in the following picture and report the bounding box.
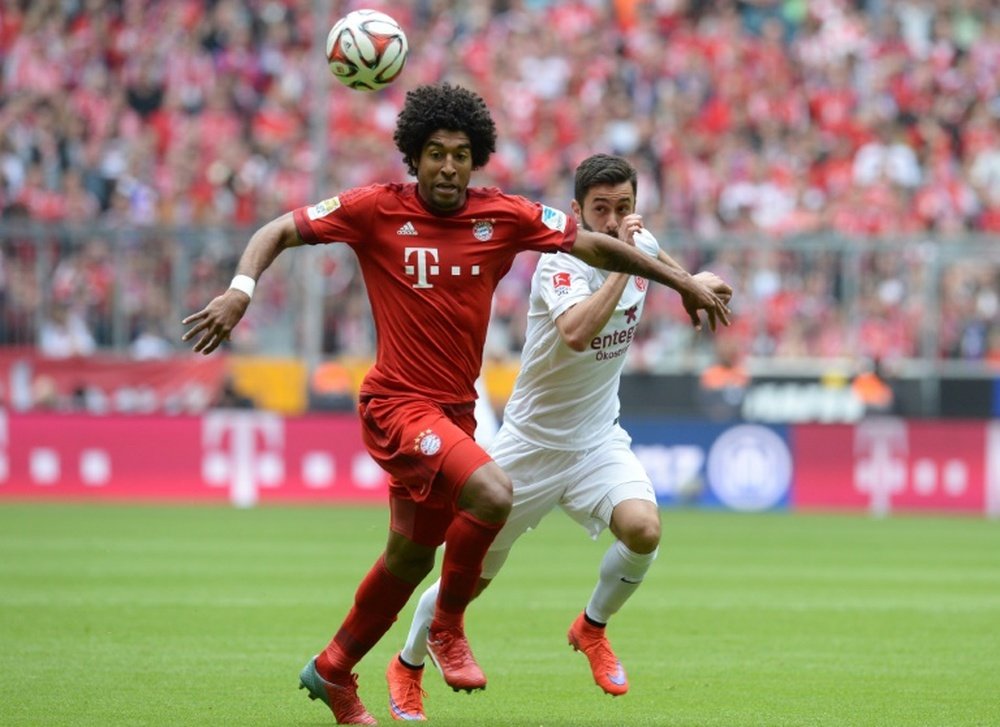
[472,220,494,241]
[414,429,442,456]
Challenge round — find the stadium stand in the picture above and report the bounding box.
[0,0,997,368]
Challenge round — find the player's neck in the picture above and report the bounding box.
[415,185,470,216]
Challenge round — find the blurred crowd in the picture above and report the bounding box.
[0,0,998,366]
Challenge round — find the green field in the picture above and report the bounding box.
[1,504,997,726]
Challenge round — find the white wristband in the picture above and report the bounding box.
[229,274,256,299]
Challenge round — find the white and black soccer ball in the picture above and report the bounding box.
[326,9,408,91]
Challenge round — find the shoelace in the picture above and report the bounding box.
[579,630,617,664]
[330,675,371,720]
[397,672,428,705]
[432,630,474,668]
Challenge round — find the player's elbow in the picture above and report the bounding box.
[554,308,592,352]
[561,332,590,353]
[263,212,304,250]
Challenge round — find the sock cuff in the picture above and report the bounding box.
[613,539,659,565]
[398,654,424,671]
[456,508,505,533]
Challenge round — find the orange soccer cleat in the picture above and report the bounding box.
[386,653,427,721]
[426,625,487,692]
[299,656,378,725]
[567,612,629,696]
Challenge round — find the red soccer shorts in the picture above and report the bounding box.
[358,396,493,546]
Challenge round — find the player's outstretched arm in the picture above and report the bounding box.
[181,213,304,354]
[569,228,731,331]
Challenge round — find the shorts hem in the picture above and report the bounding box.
[591,480,657,530]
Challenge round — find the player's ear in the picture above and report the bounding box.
[570,199,582,224]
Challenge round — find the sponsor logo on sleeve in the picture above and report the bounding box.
[540,205,567,232]
[306,197,341,220]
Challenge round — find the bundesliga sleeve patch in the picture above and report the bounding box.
[306,196,342,220]
[552,271,572,294]
[540,205,568,232]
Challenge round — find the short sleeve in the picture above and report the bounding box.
[536,253,596,322]
[514,198,578,253]
[292,185,378,245]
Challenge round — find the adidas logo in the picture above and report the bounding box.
[397,221,418,236]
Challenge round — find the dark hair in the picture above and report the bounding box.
[393,83,497,176]
[574,154,638,204]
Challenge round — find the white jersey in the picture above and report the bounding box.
[501,228,660,451]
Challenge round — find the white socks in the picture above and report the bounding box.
[400,578,439,666]
[585,540,658,624]
[398,540,656,665]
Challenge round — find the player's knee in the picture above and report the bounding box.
[458,463,512,523]
[621,516,661,554]
[473,473,512,523]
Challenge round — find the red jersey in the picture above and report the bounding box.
[293,182,577,404]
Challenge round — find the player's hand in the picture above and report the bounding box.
[692,270,733,305]
[680,274,731,332]
[181,290,251,354]
[617,213,643,245]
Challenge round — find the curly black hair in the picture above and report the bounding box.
[393,83,497,176]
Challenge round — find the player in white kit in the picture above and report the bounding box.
[385,154,732,721]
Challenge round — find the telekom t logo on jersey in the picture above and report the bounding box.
[404,247,481,289]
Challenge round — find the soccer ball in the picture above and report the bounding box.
[326,9,408,91]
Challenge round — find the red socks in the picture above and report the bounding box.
[317,509,506,679]
[432,510,504,629]
[317,555,416,679]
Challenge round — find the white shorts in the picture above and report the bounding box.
[481,424,655,579]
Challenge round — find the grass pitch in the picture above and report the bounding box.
[1,504,997,726]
